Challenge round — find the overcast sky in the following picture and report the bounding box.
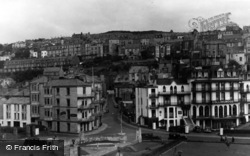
[0,0,250,44]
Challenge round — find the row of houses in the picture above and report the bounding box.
[0,67,106,133]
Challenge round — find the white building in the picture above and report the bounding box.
[135,79,191,131]
[41,50,48,58]
[2,96,31,128]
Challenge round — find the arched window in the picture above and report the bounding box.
[215,106,218,117]
[170,86,173,94]
[163,86,166,92]
[199,106,203,117]
[193,106,197,118]
[233,105,237,116]
[174,86,177,94]
[181,85,184,92]
[205,106,209,117]
[224,106,227,117]
[219,106,223,117]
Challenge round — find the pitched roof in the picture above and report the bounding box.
[5,97,30,104]
[44,67,62,72]
[31,76,48,83]
[47,79,91,87]
[157,78,188,85]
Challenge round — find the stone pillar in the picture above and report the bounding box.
[89,122,92,131]
[211,105,214,116]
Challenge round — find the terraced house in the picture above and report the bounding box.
[30,77,105,133]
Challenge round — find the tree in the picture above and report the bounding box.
[14,48,30,59]
[228,60,241,69]
[0,44,3,51]
[141,46,155,59]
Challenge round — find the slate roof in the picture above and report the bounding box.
[47,79,91,87]
[157,78,188,85]
[5,97,30,104]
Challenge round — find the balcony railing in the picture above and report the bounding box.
[194,115,240,119]
[240,89,250,93]
[78,116,95,122]
[192,88,210,92]
[78,104,95,110]
[241,99,250,103]
[211,87,239,91]
[44,117,53,121]
[147,104,159,109]
[77,93,95,98]
[211,100,239,104]
[192,100,211,104]
[158,91,190,95]
[149,93,158,98]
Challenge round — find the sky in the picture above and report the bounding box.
[0,0,250,44]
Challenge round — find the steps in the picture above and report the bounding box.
[183,117,195,131]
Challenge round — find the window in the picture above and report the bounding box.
[67,99,70,107]
[67,109,70,119]
[82,87,86,94]
[215,106,218,117]
[163,86,166,92]
[67,88,70,95]
[151,99,156,106]
[181,86,184,92]
[56,99,60,106]
[221,92,225,100]
[230,92,233,100]
[56,88,60,95]
[67,123,70,132]
[240,57,242,61]
[174,86,177,93]
[216,92,220,101]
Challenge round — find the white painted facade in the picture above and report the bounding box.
[2,97,31,128]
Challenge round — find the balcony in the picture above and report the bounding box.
[211,100,239,104]
[147,104,159,109]
[92,112,103,117]
[210,87,239,91]
[158,102,171,107]
[241,99,250,103]
[194,115,240,120]
[240,89,250,93]
[78,116,95,122]
[44,117,53,121]
[77,93,95,98]
[90,99,106,105]
[31,114,40,118]
[149,93,158,98]
[192,100,211,104]
[158,91,190,95]
[78,104,95,110]
[192,87,210,92]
